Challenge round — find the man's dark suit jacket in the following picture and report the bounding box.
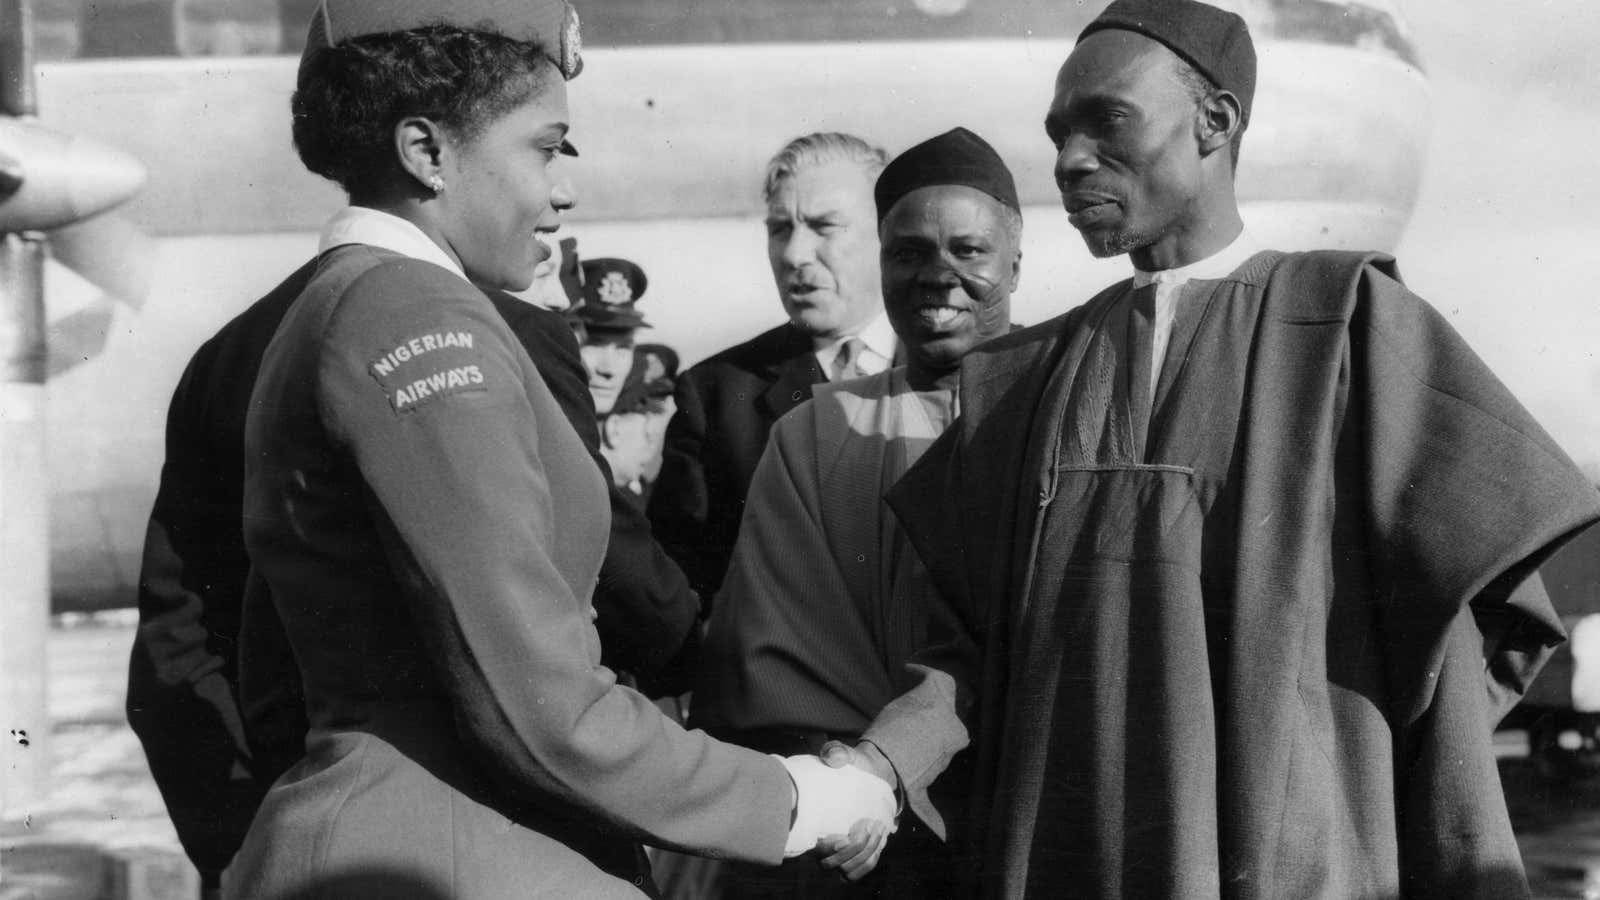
[648,322,827,602]
[126,253,698,885]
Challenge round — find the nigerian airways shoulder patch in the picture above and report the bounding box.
[368,328,489,413]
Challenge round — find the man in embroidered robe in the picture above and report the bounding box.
[693,127,1022,898]
[823,2,1600,897]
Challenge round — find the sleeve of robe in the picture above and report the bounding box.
[692,405,889,739]
[1302,254,1600,896]
[1326,256,1600,726]
[316,260,793,862]
[859,615,977,840]
[860,426,980,840]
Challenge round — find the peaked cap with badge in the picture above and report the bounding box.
[299,0,584,153]
[574,257,652,334]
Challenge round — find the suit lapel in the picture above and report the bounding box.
[811,375,894,627]
[759,342,825,424]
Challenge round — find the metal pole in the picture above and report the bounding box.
[0,0,37,117]
[0,0,52,820]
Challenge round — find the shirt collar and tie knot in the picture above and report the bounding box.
[831,336,866,382]
[813,312,897,383]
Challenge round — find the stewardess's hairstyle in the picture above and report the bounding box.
[293,25,554,199]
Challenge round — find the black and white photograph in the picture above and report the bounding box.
[2,0,1597,897]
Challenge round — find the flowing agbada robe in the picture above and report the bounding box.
[694,367,956,833]
[864,250,1600,899]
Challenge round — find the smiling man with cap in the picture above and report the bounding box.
[827,1,1600,897]
[692,126,1022,899]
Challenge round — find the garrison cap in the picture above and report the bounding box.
[574,257,651,333]
[1078,0,1256,124]
[874,127,1019,222]
[300,0,582,153]
[303,0,582,79]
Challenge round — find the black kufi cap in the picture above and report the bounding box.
[874,127,1019,222]
[1078,0,1256,124]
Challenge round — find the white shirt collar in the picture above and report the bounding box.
[1131,228,1261,288]
[813,311,898,378]
[852,312,898,364]
[318,206,469,284]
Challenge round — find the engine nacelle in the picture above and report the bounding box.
[0,118,145,233]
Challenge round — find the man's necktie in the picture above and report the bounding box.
[831,336,865,382]
[1127,284,1157,459]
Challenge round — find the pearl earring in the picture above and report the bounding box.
[428,175,445,193]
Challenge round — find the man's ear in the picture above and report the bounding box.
[1196,89,1243,159]
[1007,248,1023,294]
[394,115,449,193]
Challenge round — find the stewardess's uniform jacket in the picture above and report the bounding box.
[227,244,790,899]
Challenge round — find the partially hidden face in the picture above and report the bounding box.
[442,61,576,292]
[601,411,651,486]
[765,160,883,340]
[523,235,572,310]
[580,333,635,414]
[1045,30,1206,260]
[880,184,1019,371]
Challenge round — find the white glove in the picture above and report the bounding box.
[777,753,897,858]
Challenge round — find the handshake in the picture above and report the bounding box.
[776,741,899,881]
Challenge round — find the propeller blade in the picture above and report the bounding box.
[0,148,20,201]
[48,211,156,309]
[47,296,117,380]
[0,119,146,232]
